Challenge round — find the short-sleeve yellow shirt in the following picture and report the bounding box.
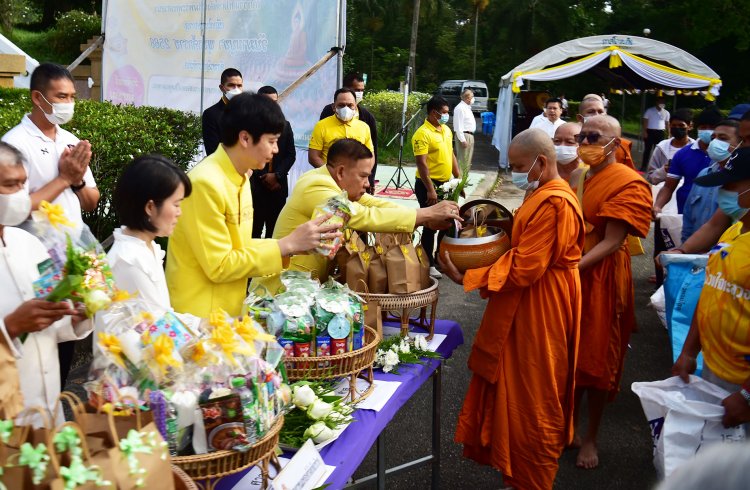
[411,120,454,182]
[309,115,373,162]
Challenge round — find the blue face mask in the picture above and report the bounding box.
[717,188,749,221]
[511,154,540,191]
[698,129,713,145]
[707,138,732,162]
[439,113,449,125]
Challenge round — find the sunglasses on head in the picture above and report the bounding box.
[575,132,614,144]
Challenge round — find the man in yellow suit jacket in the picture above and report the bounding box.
[167,93,341,317]
[254,138,460,292]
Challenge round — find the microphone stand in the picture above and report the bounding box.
[385,66,420,191]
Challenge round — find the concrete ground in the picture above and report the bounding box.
[65,118,670,489]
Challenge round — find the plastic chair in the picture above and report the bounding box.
[481,112,495,135]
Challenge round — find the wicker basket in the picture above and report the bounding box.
[284,325,380,402]
[172,415,283,490]
[357,277,440,340]
[439,229,511,273]
[172,465,199,490]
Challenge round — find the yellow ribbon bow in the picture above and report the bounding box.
[38,200,75,229]
[98,332,125,368]
[152,334,182,375]
[210,322,253,367]
[209,309,232,329]
[233,315,275,356]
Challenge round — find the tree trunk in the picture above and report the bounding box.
[408,0,420,90]
[472,6,479,79]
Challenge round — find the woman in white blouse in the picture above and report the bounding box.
[108,155,190,310]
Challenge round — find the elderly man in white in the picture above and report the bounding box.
[453,88,476,166]
[0,142,92,424]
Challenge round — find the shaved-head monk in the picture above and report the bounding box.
[578,94,636,170]
[554,121,585,183]
[573,115,652,469]
[441,128,585,489]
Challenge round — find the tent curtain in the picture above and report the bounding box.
[494,46,723,167]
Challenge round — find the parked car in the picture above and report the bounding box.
[435,79,489,114]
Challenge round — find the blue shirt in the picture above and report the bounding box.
[667,140,711,213]
[681,164,720,243]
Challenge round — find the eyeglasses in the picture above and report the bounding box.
[575,132,615,144]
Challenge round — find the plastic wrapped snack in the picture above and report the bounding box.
[311,191,352,259]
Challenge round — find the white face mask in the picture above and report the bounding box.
[224,88,242,100]
[336,106,356,122]
[555,145,579,165]
[0,188,32,226]
[354,91,364,104]
[40,93,74,126]
[658,103,666,110]
[467,98,475,105]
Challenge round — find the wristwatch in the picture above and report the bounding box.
[70,181,86,192]
[740,388,750,406]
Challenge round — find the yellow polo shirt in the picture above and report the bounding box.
[412,120,454,182]
[697,222,750,385]
[251,166,417,293]
[166,145,283,317]
[309,115,373,162]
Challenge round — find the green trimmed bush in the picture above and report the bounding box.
[361,90,431,164]
[0,87,202,241]
[49,10,101,63]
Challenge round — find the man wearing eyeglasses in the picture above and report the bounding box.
[571,115,652,470]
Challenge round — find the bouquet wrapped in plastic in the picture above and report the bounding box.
[311,191,352,259]
[30,201,116,316]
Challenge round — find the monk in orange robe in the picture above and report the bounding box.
[572,115,652,469]
[441,128,585,489]
[577,94,636,170]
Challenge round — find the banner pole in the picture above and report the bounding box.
[199,0,208,115]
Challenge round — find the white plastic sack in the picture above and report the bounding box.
[652,180,683,215]
[657,213,683,249]
[649,286,667,329]
[631,376,746,479]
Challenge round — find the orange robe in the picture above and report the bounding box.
[455,180,585,490]
[576,163,652,397]
[616,138,637,170]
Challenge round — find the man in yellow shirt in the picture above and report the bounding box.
[673,147,750,429]
[308,89,373,167]
[166,93,341,317]
[413,96,460,278]
[253,138,460,292]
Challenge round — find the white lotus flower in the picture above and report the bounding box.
[307,399,334,420]
[399,339,410,353]
[304,421,335,444]
[292,384,317,409]
[84,289,112,314]
[414,335,429,351]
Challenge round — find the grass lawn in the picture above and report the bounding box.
[4,28,63,64]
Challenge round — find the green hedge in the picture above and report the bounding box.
[50,10,101,63]
[360,90,431,164]
[0,88,202,241]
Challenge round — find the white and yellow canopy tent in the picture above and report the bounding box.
[493,35,722,167]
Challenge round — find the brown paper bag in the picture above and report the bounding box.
[47,422,115,490]
[353,280,383,339]
[384,233,422,293]
[106,422,173,490]
[0,335,23,420]
[367,235,389,294]
[344,231,369,287]
[81,389,154,449]
[2,406,54,489]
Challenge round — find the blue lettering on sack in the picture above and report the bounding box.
[649,417,665,448]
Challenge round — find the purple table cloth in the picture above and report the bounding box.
[217,319,464,490]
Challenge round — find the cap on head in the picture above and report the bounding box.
[694,147,750,187]
[728,103,750,121]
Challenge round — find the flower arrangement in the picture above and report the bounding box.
[436,160,472,203]
[279,381,355,448]
[374,335,441,374]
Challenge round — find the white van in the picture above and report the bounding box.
[436,79,489,114]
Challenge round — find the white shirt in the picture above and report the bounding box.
[107,227,171,309]
[643,107,670,130]
[0,227,92,426]
[646,137,695,185]
[529,115,565,138]
[2,114,96,230]
[452,101,476,143]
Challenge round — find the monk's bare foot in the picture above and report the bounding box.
[566,434,582,450]
[576,440,599,469]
